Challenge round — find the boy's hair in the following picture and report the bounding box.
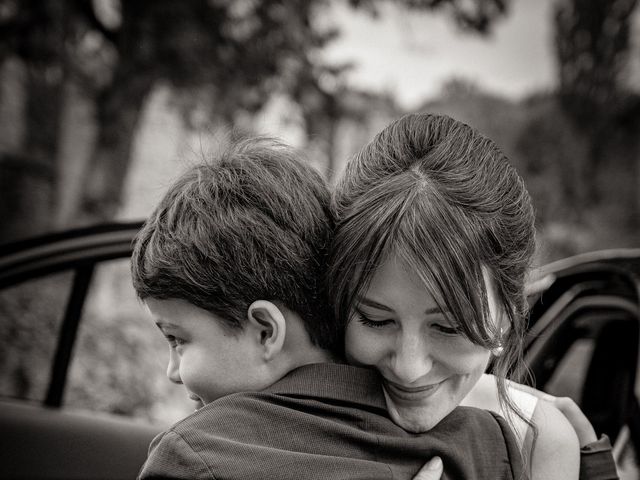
[131,137,340,355]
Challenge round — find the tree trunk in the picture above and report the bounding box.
[79,74,153,221]
[0,61,63,244]
[53,82,98,228]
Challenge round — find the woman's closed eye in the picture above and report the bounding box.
[431,323,461,336]
[354,309,394,328]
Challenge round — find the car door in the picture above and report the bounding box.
[524,250,640,470]
[0,223,190,480]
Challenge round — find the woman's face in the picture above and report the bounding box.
[344,256,497,433]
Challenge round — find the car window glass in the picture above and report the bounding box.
[0,271,73,402]
[64,258,193,426]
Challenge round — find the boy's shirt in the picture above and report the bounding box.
[138,363,525,480]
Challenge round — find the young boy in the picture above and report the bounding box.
[132,137,615,480]
[131,137,525,480]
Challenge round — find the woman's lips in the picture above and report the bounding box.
[383,379,443,402]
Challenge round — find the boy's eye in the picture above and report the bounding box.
[166,335,185,348]
[355,310,394,329]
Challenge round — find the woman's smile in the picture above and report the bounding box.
[382,378,444,402]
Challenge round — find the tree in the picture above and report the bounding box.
[0,0,510,243]
[349,0,508,33]
[0,0,340,239]
[553,0,639,209]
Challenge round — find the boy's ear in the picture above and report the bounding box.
[246,300,286,361]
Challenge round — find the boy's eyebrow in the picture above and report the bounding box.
[155,321,180,330]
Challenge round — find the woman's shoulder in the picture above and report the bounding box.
[462,374,538,420]
[463,375,580,479]
[529,399,580,479]
[462,374,537,448]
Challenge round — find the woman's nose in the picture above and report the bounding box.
[166,349,182,384]
[390,333,433,384]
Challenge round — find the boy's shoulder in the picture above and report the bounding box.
[142,396,526,480]
[170,389,312,434]
[159,363,389,455]
[147,362,377,445]
[139,388,388,480]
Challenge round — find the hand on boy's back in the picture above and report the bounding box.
[412,457,443,480]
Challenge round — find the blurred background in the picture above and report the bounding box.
[1,0,639,441]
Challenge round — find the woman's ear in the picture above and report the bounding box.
[246,300,287,361]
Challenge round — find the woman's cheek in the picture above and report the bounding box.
[433,339,491,376]
[345,324,381,367]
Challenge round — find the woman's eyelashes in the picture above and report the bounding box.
[354,309,394,328]
[431,323,461,335]
[354,308,461,335]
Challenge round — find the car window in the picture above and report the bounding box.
[64,258,193,426]
[543,338,594,400]
[0,271,74,402]
[0,255,195,427]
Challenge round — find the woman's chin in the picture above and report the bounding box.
[386,401,442,433]
[382,385,448,432]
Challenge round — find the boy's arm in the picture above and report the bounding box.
[138,431,213,480]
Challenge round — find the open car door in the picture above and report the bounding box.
[524,249,640,470]
[0,223,162,480]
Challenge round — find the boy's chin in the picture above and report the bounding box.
[188,392,205,409]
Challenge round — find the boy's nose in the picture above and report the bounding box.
[166,349,182,384]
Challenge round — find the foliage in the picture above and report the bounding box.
[0,0,512,239]
[555,0,637,114]
[0,0,341,233]
[0,0,337,113]
[348,0,509,33]
[553,0,640,208]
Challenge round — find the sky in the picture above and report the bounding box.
[323,0,558,109]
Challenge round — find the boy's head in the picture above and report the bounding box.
[131,137,339,402]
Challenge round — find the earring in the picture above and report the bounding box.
[491,327,505,356]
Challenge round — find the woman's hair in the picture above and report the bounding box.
[328,113,536,419]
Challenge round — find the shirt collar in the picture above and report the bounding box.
[264,362,387,410]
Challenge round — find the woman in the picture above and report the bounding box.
[328,113,580,479]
